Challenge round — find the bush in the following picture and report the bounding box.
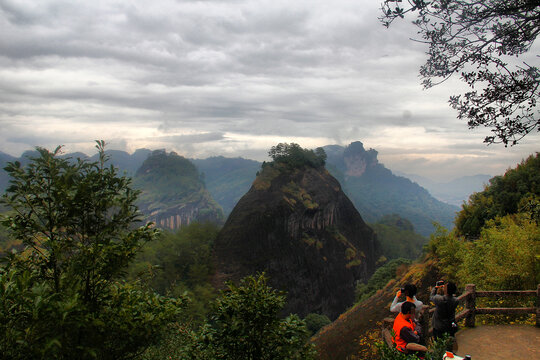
[376,333,452,360]
[190,273,317,359]
[304,313,331,335]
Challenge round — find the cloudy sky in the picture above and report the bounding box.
[0,0,538,181]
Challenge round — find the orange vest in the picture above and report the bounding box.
[392,313,415,353]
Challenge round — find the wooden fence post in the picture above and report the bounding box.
[536,284,540,327]
[465,284,476,328]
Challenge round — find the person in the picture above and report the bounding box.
[390,284,424,314]
[392,301,428,356]
[430,281,459,339]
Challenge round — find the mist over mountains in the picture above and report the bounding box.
[398,172,492,206]
[0,141,489,236]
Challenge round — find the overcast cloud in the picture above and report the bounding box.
[0,0,538,181]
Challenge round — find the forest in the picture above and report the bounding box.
[0,143,538,360]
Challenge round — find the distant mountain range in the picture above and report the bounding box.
[0,142,491,236]
[396,172,491,206]
[323,142,459,236]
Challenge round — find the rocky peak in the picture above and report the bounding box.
[343,141,379,177]
[214,161,380,319]
[134,150,224,230]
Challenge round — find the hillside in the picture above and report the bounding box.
[214,144,380,320]
[312,152,539,359]
[192,156,261,215]
[312,256,442,359]
[324,141,459,236]
[134,150,224,229]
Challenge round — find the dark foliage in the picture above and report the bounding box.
[381,0,540,145]
[268,143,326,169]
[0,142,184,359]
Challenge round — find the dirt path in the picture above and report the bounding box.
[454,325,539,359]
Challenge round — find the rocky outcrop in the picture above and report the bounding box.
[214,163,380,320]
[135,150,224,229]
[325,141,459,236]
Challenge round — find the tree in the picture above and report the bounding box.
[191,273,316,359]
[380,0,539,145]
[0,141,185,359]
[268,143,326,169]
[455,153,540,237]
[458,213,540,290]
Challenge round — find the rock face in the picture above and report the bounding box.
[134,150,224,230]
[214,163,380,320]
[324,141,459,236]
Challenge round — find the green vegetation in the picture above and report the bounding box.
[134,150,224,226]
[135,150,203,203]
[455,153,540,238]
[304,313,331,336]
[426,155,540,325]
[324,143,458,236]
[356,258,412,303]
[144,274,317,360]
[192,156,260,215]
[0,142,185,359]
[268,143,326,169]
[128,222,220,324]
[193,274,316,359]
[430,213,540,291]
[371,215,427,260]
[376,333,452,360]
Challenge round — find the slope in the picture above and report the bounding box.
[325,141,459,236]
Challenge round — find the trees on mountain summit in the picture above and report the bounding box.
[381,0,540,146]
[268,143,327,168]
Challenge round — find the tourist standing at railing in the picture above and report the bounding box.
[431,281,459,339]
[390,284,424,314]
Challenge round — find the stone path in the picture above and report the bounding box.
[454,325,539,360]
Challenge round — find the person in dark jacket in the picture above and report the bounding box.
[430,281,459,339]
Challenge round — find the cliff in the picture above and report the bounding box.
[134,150,224,229]
[213,160,380,320]
[325,141,459,236]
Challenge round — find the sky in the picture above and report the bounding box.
[0,0,538,182]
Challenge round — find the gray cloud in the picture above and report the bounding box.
[0,0,537,181]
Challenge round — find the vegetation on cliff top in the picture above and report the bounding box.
[268,143,326,169]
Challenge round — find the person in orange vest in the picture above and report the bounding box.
[392,301,428,356]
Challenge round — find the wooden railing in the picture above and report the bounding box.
[453,283,540,328]
[382,283,540,345]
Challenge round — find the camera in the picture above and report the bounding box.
[436,280,444,287]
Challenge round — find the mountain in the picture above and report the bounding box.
[371,214,427,260]
[0,151,16,196]
[191,156,261,215]
[399,172,492,206]
[213,153,380,320]
[90,148,151,176]
[312,257,442,359]
[134,150,224,230]
[324,142,459,236]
